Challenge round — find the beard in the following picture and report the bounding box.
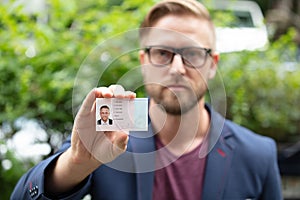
[146,82,207,115]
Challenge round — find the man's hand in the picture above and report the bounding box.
[71,85,136,165]
[45,85,136,195]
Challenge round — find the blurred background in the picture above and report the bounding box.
[0,0,299,199]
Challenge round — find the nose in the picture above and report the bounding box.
[169,54,186,75]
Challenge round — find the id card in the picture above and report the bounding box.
[96,98,148,131]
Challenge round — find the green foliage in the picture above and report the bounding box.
[210,9,239,27]
[0,0,155,198]
[212,29,300,142]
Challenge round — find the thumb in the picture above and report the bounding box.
[114,133,129,152]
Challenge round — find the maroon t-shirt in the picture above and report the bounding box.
[153,137,207,200]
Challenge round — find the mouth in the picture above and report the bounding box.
[165,84,189,92]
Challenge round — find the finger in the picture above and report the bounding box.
[93,131,128,163]
[104,131,129,150]
[124,91,136,99]
[99,87,114,98]
[109,84,125,98]
[94,87,102,98]
[114,133,129,151]
[103,131,116,141]
[77,88,97,116]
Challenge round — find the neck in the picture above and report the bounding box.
[149,98,210,155]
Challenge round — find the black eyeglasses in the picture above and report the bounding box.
[144,45,212,68]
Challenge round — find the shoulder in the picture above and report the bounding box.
[226,119,275,145]
[224,119,277,157]
[207,104,277,157]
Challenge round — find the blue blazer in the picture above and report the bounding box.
[11,108,283,200]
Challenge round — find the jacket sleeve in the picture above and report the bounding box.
[10,136,92,200]
[260,139,283,200]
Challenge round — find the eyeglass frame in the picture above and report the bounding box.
[144,45,212,68]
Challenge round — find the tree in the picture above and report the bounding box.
[0,0,155,198]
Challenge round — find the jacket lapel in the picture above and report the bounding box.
[201,111,235,199]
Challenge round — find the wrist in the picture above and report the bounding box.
[66,148,102,174]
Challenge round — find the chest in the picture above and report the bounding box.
[152,140,206,200]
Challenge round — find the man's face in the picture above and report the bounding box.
[100,108,110,122]
[140,15,219,115]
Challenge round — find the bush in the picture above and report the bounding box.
[0,1,154,198]
[212,29,300,142]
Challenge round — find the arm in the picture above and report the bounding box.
[10,139,93,200]
[11,85,135,199]
[260,139,283,200]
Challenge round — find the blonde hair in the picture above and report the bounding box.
[139,0,216,48]
[140,0,211,28]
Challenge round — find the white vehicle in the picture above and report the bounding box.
[207,0,269,53]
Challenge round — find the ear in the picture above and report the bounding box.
[139,50,146,64]
[208,52,219,79]
[139,50,146,75]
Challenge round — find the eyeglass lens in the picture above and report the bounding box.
[147,46,209,68]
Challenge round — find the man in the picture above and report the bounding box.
[97,105,113,125]
[11,0,282,199]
